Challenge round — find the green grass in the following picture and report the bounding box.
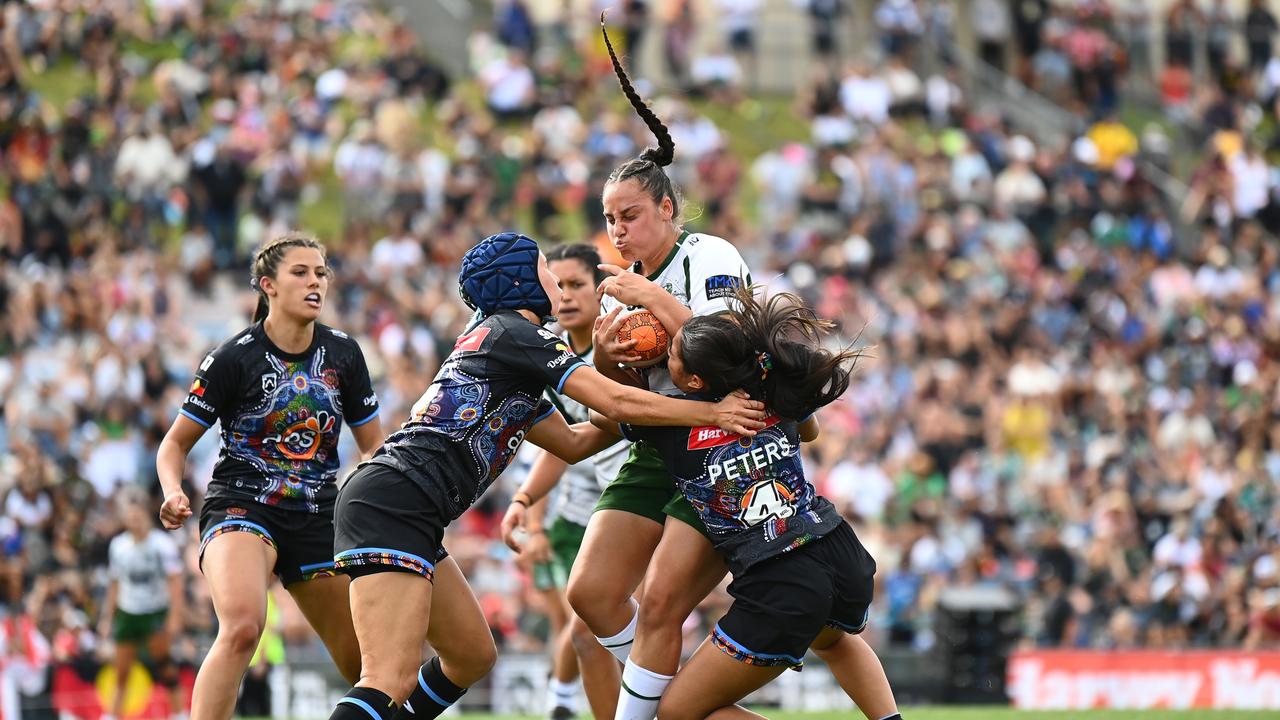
[446,711,1276,720]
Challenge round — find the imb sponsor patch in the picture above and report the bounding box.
[704,274,743,300]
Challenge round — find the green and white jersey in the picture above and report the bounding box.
[108,529,182,615]
[545,336,626,527]
[600,231,753,395]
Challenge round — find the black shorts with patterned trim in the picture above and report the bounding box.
[711,521,876,670]
[199,495,340,586]
[333,462,451,582]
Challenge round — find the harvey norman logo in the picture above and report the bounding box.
[687,415,780,450]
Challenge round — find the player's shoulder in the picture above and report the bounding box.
[316,323,360,351]
[194,326,257,377]
[681,232,741,258]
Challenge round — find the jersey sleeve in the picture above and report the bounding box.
[686,236,753,317]
[338,337,380,428]
[532,398,557,426]
[107,537,123,581]
[508,321,589,393]
[179,340,241,428]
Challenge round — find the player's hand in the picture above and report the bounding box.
[596,264,659,308]
[159,490,192,530]
[520,528,552,566]
[594,306,643,366]
[501,502,527,553]
[712,390,767,437]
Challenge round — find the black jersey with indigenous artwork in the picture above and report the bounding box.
[366,311,587,520]
[621,404,840,574]
[179,323,380,514]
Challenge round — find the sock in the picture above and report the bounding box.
[330,687,397,720]
[393,656,466,720]
[615,660,672,720]
[550,678,578,712]
[595,602,638,664]
[877,714,902,720]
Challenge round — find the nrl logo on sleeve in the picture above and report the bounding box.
[236,334,255,345]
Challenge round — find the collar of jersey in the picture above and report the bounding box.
[253,321,321,361]
[634,230,690,281]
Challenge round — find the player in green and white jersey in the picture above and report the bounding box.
[506,22,758,720]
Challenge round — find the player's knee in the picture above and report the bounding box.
[566,578,608,630]
[636,580,683,631]
[216,617,266,657]
[442,638,497,686]
[569,616,599,654]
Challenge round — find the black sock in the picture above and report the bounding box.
[878,714,903,720]
[330,687,398,720]
[392,656,467,720]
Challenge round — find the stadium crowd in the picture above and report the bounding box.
[2,0,1280,709]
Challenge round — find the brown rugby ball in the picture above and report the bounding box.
[616,309,670,368]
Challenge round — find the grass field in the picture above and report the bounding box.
[235,706,1280,720]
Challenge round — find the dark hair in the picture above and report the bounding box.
[677,285,863,421]
[601,15,681,218]
[250,232,327,322]
[546,243,606,284]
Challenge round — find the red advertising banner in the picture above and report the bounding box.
[1009,650,1280,710]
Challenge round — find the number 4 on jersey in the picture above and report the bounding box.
[738,479,796,526]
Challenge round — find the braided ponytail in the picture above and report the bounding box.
[601,14,674,168]
[600,13,682,219]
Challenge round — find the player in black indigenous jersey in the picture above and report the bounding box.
[323,233,765,720]
[156,234,384,720]
[590,286,902,720]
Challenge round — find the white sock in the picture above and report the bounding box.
[551,679,578,711]
[595,601,638,664]
[615,660,672,720]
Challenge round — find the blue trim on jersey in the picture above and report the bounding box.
[418,668,452,707]
[348,408,380,427]
[335,547,434,571]
[200,519,274,545]
[299,561,336,573]
[533,404,556,425]
[337,696,382,720]
[555,361,587,393]
[179,408,212,428]
[713,623,805,665]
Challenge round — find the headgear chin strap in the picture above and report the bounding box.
[459,233,554,322]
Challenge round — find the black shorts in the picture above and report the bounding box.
[333,462,450,582]
[199,496,338,586]
[711,522,875,669]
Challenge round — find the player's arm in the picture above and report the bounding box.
[588,410,624,437]
[501,449,567,557]
[561,366,765,435]
[350,419,383,461]
[799,415,820,442]
[525,408,622,466]
[98,563,118,640]
[156,415,206,530]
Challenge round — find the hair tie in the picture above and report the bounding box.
[757,351,773,381]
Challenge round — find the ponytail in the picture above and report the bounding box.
[677,285,863,421]
[601,13,682,217]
